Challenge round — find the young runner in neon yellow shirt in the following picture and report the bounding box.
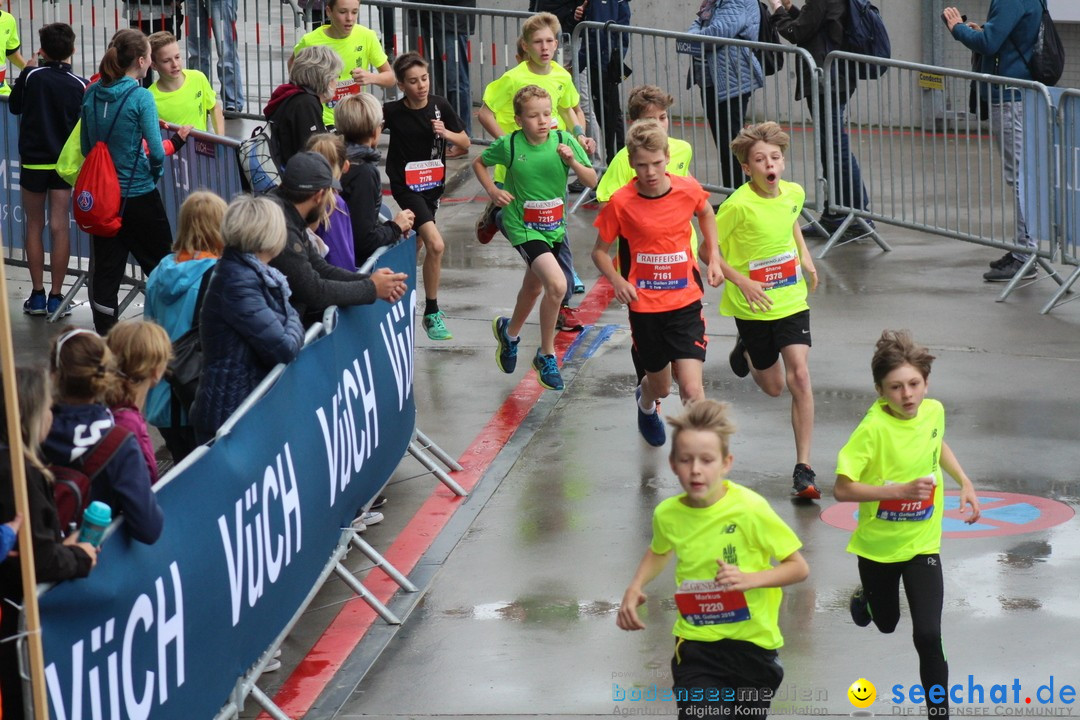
[292,0,394,127]
[617,400,808,718]
[834,329,980,718]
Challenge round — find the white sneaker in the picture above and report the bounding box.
[262,658,282,672]
[361,510,384,526]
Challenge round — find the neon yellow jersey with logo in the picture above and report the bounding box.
[482,62,580,183]
[836,398,946,563]
[650,481,802,648]
[716,179,807,321]
[0,12,20,98]
[150,69,217,131]
[294,24,388,127]
[596,138,697,258]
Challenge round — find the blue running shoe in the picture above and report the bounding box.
[46,293,72,318]
[850,586,872,627]
[492,316,519,373]
[635,386,665,446]
[23,290,46,316]
[532,350,563,390]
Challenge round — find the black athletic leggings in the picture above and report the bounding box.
[859,554,949,717]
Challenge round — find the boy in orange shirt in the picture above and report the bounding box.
[592,120,723,446]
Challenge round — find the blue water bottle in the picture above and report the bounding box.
[78,501,112,547]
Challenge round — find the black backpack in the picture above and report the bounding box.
[756,1,784,77]
[841,0,891,79]
[167,265,214,425]
[1011,0,1064,87]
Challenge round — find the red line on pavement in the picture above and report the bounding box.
[262,279,615,718]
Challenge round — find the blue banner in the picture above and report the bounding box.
[36,239,417,720]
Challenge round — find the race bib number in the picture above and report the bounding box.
[0,68,6,85]
[523,199,564,231]
[749,251,801,289]
[877,479,936,521]
[404,160,445,192]
[635,251,689,291]
[330,80,360,105]
[674,581,750,626]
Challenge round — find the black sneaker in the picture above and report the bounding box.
[850,586,872,627]
[729,335,749,378]
[370,494,388,509]
[983,256,1037,282]
[567,179,586,194]
[989,251,1015,270]
[792,463,821,500]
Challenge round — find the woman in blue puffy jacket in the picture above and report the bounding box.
[688,0,764,189]
[191,195,305,441]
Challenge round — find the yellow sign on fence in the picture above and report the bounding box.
[919,72,945,91]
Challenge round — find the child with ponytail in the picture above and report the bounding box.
[43,328,164,544]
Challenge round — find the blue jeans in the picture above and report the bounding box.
[187,0,245,110]
[428,32,472,136]
[808,92,868,223]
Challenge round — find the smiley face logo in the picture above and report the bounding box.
[848,678,876,708]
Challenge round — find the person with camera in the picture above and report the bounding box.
[944,3,1040,283]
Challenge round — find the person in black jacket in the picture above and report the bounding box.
[191,195,305,440]
[770,0,871,238]
[334,93,416,266]
[0,367,97,719]
[269,152,409,326]
[8,23,87,318]
[264,45,343,168]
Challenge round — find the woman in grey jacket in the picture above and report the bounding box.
[689,0,764,189]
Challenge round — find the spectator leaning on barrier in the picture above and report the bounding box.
[145,191,227,464]
[944,3,1040,284]
[770,0,872,238]
[269,151,409,327]
[81,29,175,335]
[191,195,305,441]
[265,45,344,168]
[577,0,631,164]
[407,0,476,157]
[688,0,763,190]
[186,0,245,112]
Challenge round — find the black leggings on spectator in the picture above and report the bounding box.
[700,88,752,190]
[858,553,949,716]
[90,190,173,334]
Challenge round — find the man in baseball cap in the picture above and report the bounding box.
[269,151,406,326]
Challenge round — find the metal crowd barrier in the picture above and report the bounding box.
[1043,89,1080,313]
[570,21,821,208]
[819,50,1065,302]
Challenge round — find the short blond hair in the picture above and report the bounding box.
[290,45,343,100]
[627,85,674,121]
[148,31,177,61]
[222,194,287,257]
[512,84,551,118]
[334,92,383,143]
[104,320,173,407]
[517,12,561,61]
[668,399,737,458]
[625,119,669,162]
[730,121,790,164]
[175,190,227,255]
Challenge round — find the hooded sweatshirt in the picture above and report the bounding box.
[340,142,402,266]
[263,82,325,168]
[80,76,165,197]
[145,252,219,428]
[43,403,164,544]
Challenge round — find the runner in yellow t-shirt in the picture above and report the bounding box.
[292,0,394,127]
[149,32,223,134]
[715,121,820,500]
[834,329,980,718]
[0,10,27,97]
[617,400,808,719]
